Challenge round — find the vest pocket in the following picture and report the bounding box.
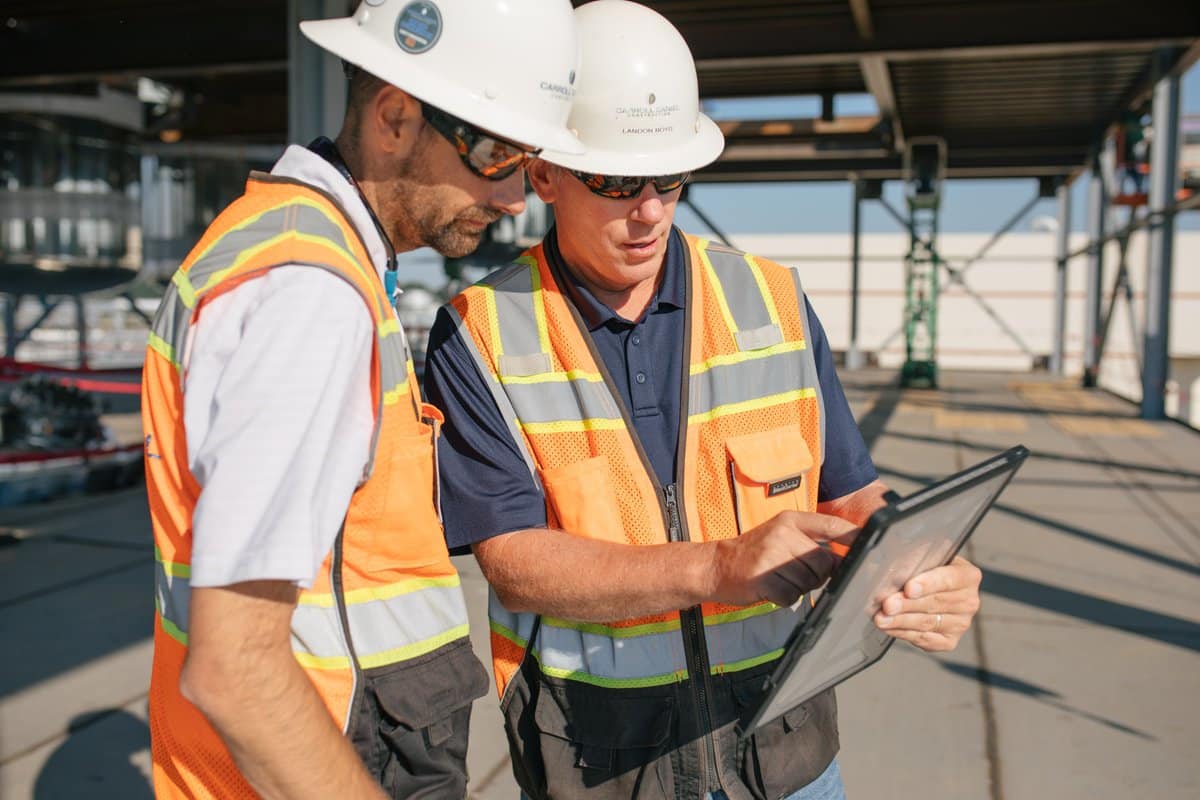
[529,681,677,799]
[365,639,490,797]
[540,456,626,544]
[367,424,445,571]
[725,427,814,534]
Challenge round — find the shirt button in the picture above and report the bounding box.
[631,334,641,345]
[635,372,647,384]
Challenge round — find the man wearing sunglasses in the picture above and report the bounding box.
[425,2,984,799]
[142,1,584,798]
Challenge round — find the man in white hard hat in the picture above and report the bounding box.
[425,2,983,798]
[141,2,582,798]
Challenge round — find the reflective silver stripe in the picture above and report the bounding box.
[485,263,548,371]
[790,270,827,461]
[689,346,820,419]
[489,594,802,685]
[502,378,622,425]
[705,244,778,343]
[448,305,540,481]
[379,333,410,397]
[345,582,470,665]
[704,605,805,669]
[149,282,192,365]
[154,559,191,636]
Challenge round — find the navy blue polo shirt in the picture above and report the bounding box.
[424,227,877,554]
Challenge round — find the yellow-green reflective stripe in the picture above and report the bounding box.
[490,618,526,648]
[690,340,807,376]
[743,253,781,327]
[298,574,461,608]
[295,624,470,671]
[154,546,191,578]
[534,653,689,689]
[147,332,179,368]
[198,231,361,294]
[481,284,505,360]
[703,602,778,627]
[382,382,410,406]
[542,616,681,639]
[518,418,627,434]
[158,613,189,646]
[711,648,784,676]
[696,239,740,336]
[499,369,604,386]
[527,255,553,356]
[688,388,816,425]
[379,318,401,337]
[171,271,197,309]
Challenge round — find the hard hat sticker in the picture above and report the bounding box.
[395,1,442,54]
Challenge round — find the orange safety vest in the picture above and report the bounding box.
[143,173,481,798]
[448,232,836,798]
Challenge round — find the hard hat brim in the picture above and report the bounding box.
[539,113,724,176]
[299,18,585,155]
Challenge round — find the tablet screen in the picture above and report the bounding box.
[750,458,1020,729]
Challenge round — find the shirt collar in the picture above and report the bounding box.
[270,144,391,282]
[545,226,687,331]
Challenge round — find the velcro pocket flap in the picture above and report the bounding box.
[726,428,814,532]
[725,428,813,484]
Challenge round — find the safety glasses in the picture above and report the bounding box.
[568,169,690,199]
[421,104,540,181]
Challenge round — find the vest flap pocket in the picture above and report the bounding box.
[540,456,625,544]
[533,685,674,750]
[726,427,814,532]
[371,639,490,733]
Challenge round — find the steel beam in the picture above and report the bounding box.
[288,0,347,146]
[848,0,875,41]
[1051,182,1072,375]
[859,56,905,150]
[1140,69,1181,419]
[1081,155,1108,387]
[847,181,865,369]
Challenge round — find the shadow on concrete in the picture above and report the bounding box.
[937,661,1154,740]
[881,430,1200,482]
[876,464,1200,581]
[33,709,152,799]
[981,569,1200,654]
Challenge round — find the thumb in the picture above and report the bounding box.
[778,511,859,544]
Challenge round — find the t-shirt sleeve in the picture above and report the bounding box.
[805,299,879,502]
[184,266,375,589]
[423,306,547,555]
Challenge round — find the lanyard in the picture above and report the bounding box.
[307,136,401,305]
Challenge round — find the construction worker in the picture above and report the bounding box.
[424,2,983,799]
[141,1,582,797]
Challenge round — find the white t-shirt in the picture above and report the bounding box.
[184,145,400,589]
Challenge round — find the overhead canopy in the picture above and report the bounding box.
[1,0,1198,180]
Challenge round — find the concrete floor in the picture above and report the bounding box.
[1,369,1197,799]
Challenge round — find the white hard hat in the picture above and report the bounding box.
[540,0,724,176]
[300,0,584,155]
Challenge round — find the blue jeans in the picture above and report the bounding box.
[706,758,846,800]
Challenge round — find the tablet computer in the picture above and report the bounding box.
[744,444,1029,732]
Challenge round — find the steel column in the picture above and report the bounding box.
[288,0,348,146]
[1141,70,1181,419]
[1081,155,1107,387]
[74,296,89,369]
[1051,182,1071,375]
[4,295,21,359]
[847,181,865,369]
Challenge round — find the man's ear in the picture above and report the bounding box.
[369,85,425,159]
[527,159,559,204]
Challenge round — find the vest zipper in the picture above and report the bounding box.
[665,484,723,796]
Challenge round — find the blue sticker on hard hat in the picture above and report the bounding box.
[395,1,442,54]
